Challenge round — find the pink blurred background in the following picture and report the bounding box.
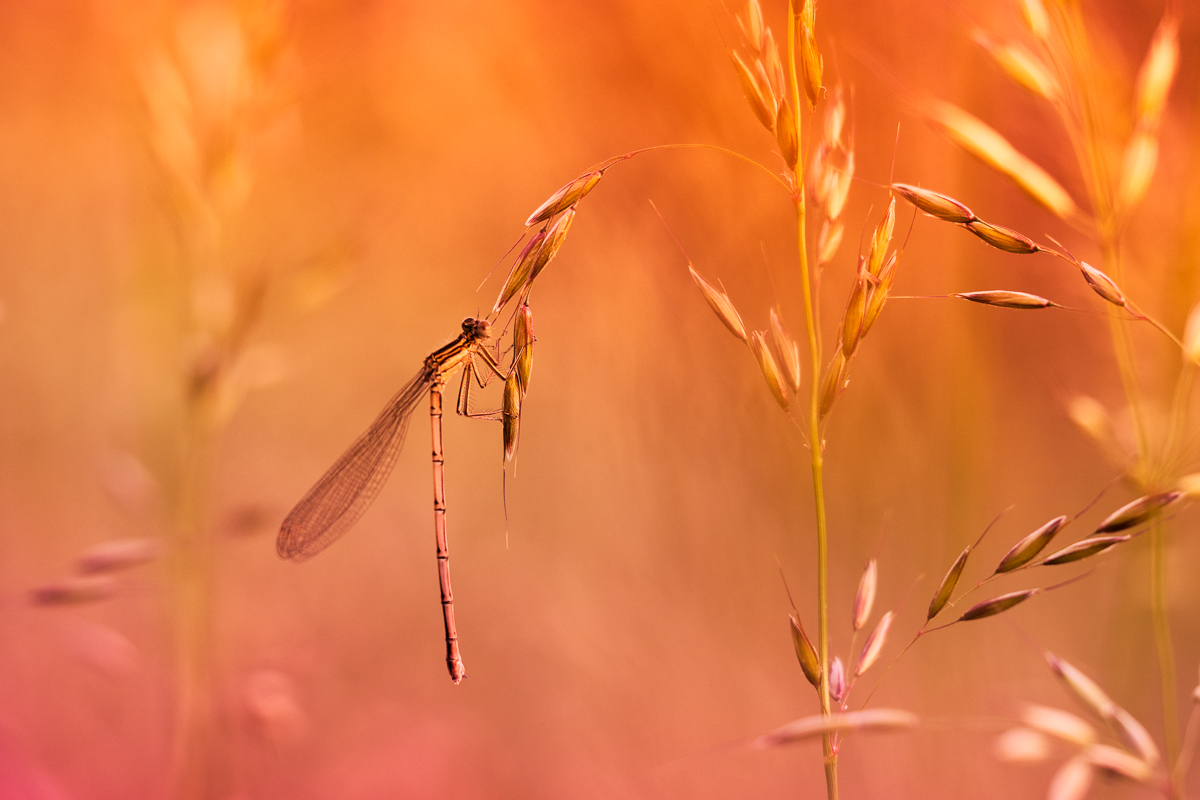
[0,0,1197,797]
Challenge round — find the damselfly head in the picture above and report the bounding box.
[462,318,492,339]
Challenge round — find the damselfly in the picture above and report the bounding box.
[277,317,509,683]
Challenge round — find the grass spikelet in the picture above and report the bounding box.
[1113,708,1160,766]
[1118,128,1158,209]
[1022,705,1097,747]
[964,220,1039,254]
[525,172,602,227]
[790,613,822,688]
[1134,13,1180,127]
[855,610,892,675]
[891,183,976,224]
[689,265,748,342]
[955,290,1053,309]
[995,728,1050,762]
[1085,744,1154,783]
[824,85,845,144]
[513,304,535,396]
[751,331,790,411]
[852,559,877,631]
[754,708,919,748]
[1095,491,1182,533]
[741,0,765,53]
[763,28,785,99]
[819,349,848,418]
[928,545,970,620]
[841,273,868,357]
[817,220,843,266]
[867,198,896,277]
[973,31,1059,101]
[928,101,1078,219]
[995,515,1068,573]
[528,208,576,282]
[861,253,897,335]
[1046,653,1118,720]
[1018,0,1051,42]
[829,656,846,702]
[1077,262,1126,307]
[502,372,521,462]
[799,28,822,108]
[77,538,163,574]
[959,589,1037,621]
[1182,301,1200,363]
[1067,396,1117,451]
[1042,534,1130,565]
[494,229,547,312]
[31,575,118,605]
[1048,756,1093,800]
[776,99,799,171]
[825,150,854,220]
[769,308,802,394]
[733,51,776,131]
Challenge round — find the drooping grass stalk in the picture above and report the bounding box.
[786,4,837,797]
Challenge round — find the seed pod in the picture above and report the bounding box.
[1085,744,1154,783]
[817,220,843,266]
[1113,708,1160,767]
[1046,653,1117,720]
[861,253,897,336]
[955,290,1052,310]
[1042,535,1130,565]
[1134,14,1180,127]
[1048,756,1093,800]
[494,229,547,312]
[995,515,1068,573]
[689,265,748,342]
[852,559,877,631]
[31,575,118,606]
[751,331,790,411]
[928,544,970,620]
[819,349,848,418]
[867,199,896,278]
[529,208,576,283]
[965,220,1039,254]
[855,610,892,675]
[891,183,976,224]
[513,304,535,396]
[841,274,868,358]
[959,589,1037,621]
[1021,705,1097,747]
[1077,262,1125,308]
[502,372,521,462]
[525,172,602,227]
[829,657,846,702]
[1095,491,1182,533]
[732,51,776,131]
[77,538,162,575]
[789,613,822,689]
[769,308,801,394]
[776,99,799,172]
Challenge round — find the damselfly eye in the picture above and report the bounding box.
[461,317,475,334]
[474,320,492,338]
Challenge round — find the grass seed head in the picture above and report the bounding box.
[1085,744,1154,783]
[995,728,1051,762]
[776,99,799,171]
[789,613,822,688]
[956,290,1052,309]
[867,198,896,277]
[769,308,802,394]
[529,208,576,282]
[1182,302,1200,364]
[31,575,118,606]
[1119,128,1159,210]
[494,229,547,312]
[827,149,854,220]
[502,373,521,461]
[1048,757,1094,800]
[855,610,893,675]
[929,101,1078,219]
[995,515,1068,573]
[1021,705,1097,747]
[513,304,535,396]
[830,657,846,702]
[817,220,844,266]
[1046,653,1117,721]
[751,330,791,411]
[1018,0,1051,42]
[799,26,823,108]
[77,538,163,574]
[1042,535,1130,565]
[755,708,918,748]
[861,254,897,336]
[891,183,976,224]
[819,349,848,418]
[764,28,785,99]
[1113,708,1160,767]
[525,172,601,227]
[974,31,1059,101]
[928,544,970,620]
[689,265,748,342]
[733,51,776,131]
[1067,396,1114,447]
[959,589,1036,621]
[841,274,868,358]
[1094,491,1181,533]
[852,558,878,631]
[824,85,845,145]
[1135,14,1180,127]
[742,0,765,52]
[965,220,1038,254]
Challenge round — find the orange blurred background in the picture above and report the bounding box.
[0,0,1198,798]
